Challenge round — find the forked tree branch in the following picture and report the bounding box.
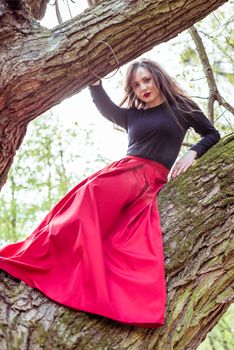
[189,25,234,122]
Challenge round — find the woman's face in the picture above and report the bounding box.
[131,66,164,108]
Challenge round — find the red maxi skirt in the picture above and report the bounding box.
[0,155,169,328]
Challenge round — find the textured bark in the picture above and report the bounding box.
[0,134,233,350]
[29,0,48,20]
[0,0,228,190]
[21,0,48,20]
[87,0,103,7]
[1,0,48,19]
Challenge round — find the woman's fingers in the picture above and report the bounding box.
[171,160,191,178]
[182,163,191,173]
[169,152,196,180]
[170,162,182,178]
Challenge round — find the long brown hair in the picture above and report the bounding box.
[120,59,202,131]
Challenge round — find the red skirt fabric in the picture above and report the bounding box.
[0,155,169,328]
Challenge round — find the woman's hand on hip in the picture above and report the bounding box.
[169,150,197,179]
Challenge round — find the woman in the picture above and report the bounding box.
[0,59,220,328]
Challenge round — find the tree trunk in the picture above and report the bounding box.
[0,0,228,190]
[0,134,233,350]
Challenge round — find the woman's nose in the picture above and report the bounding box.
[140,83,147,91]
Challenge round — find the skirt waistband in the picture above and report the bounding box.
[124,155,169,178]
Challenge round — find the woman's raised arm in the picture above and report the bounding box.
[89,81,129,130]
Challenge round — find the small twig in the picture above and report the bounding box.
[216,108,234,131]
[212,12,221,32]
[190,95,209,100]
[190,76,206,82]
[182,142,194,148]
[65,0,73,19]
[216,107,227,122]
[86,1,119,80]
[198,30,234,65]
[55,0,63,24]
[85,41,120,80]
[216,95,234,115]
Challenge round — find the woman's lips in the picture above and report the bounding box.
[143,92,151,98]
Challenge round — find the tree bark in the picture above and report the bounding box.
[0,133,233,350]
[0,0,228,190]
[22,0,48,20]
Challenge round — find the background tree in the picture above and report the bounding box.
[0,110,110,242]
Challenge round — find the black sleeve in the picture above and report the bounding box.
[185,104,221,158]
[89,83,129,130]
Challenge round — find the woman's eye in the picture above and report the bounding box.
[144,78,151,83]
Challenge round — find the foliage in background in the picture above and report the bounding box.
[197,304,234,350]
[0,111,110,243]
[178,1,233,128]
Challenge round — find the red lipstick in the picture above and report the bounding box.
[143,92,151,98]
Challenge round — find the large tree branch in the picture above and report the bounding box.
[0,0,229,122]
[188,25,234,122]
[0,0,228,190]
[0,134,233,349]
[22,0,48,20]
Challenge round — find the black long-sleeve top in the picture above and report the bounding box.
[89,83,220,170]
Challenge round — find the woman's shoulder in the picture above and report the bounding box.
[170,97,203,121]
